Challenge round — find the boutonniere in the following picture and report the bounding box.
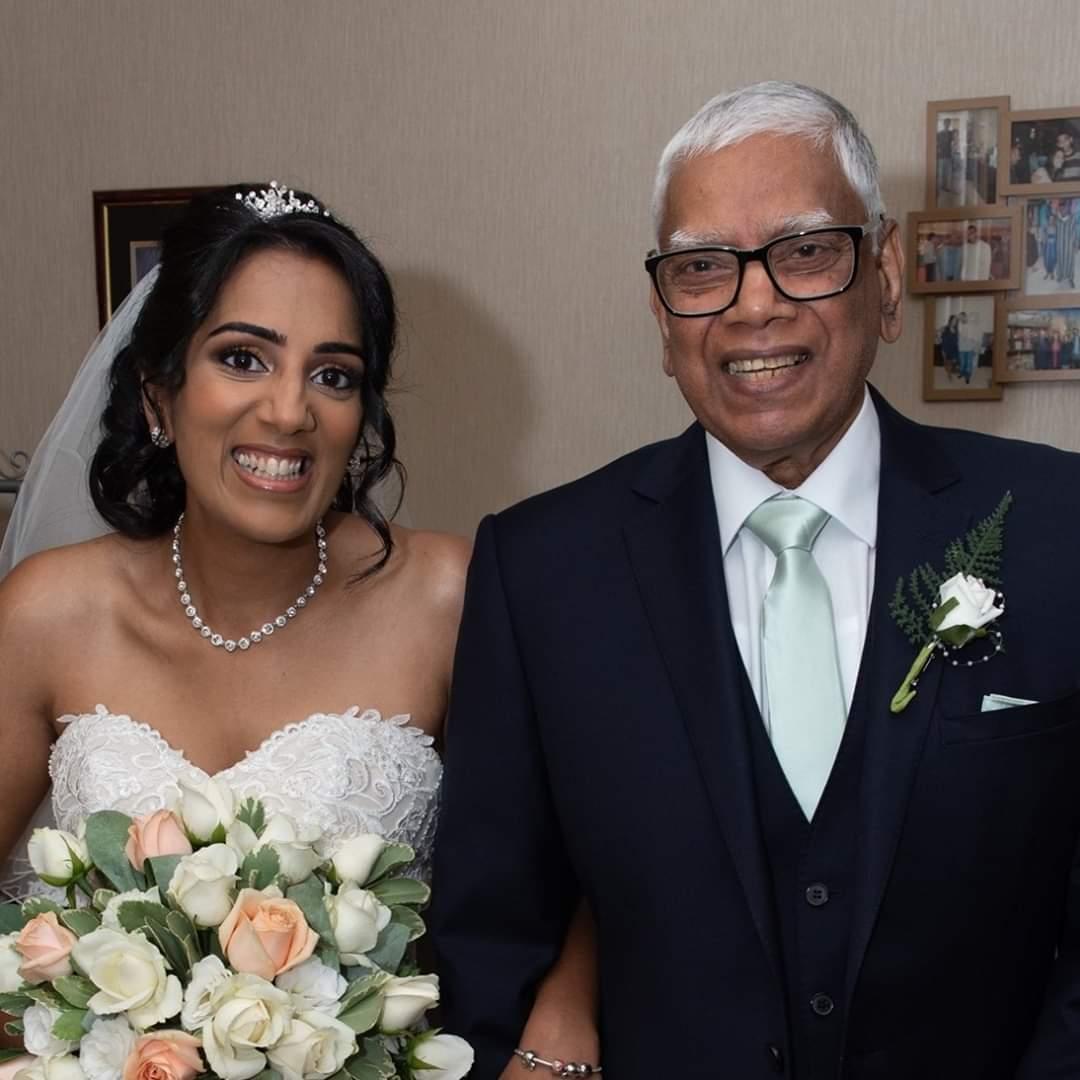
[889,492,1012,714]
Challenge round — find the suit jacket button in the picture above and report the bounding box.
[810,992,835,1016]
[766,1044,785,1072]
[805,882,829,906]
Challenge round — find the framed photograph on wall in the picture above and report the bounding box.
[908,206,1021,294]
[93,186,216,326]
[923,293,1002,401]
[1017,195,1080,299]
[995,296,1080,382]
[926,96,1009,209]
[1001,107,1080,196]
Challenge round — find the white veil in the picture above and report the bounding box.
[0,271,159,900]
[0,267,161,577]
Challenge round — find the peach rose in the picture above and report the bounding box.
[16,913,77,984]
[218,888,318,981]
[125,811,192,870]
[122,1031,203,1080]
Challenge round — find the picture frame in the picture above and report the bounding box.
[1016,194,1080,300]
[994,296,1080,382]
[923,293,1003,401]
[1000,107,1080,197]
[907,206,1021,294]
[926,96,1009,209]
[93,186,216,326]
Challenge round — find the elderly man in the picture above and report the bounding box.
[432,82,1080,1079]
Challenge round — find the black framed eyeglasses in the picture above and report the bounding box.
[645,221,877,318]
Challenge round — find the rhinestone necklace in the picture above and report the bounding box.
[171,513,328,653]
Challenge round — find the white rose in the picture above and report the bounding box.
[274,957,347,1017]
[259,816,323,885]
[378,974,439,1033]
[330,835,386,886]
[71,927,182,1030]
[181,955,231,1031]
[27,829,89,887]
[78,1017,137,1080]
[174,778,235,843]
[201,973,293,1080]
[937,573,1004,636]
[22,1005,74,1058]
[326,886,391,963]
[266,1010,356,1080]
[100,888,163,932]
[14,1055,85,1080]
[409,1033,474,1080]
[168,845,238,927]
[225,822,259,862]
[0,932,24,992]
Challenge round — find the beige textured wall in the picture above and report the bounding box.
[2,0,1078,539]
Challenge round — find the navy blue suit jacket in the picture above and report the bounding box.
[430,388,1080,1078]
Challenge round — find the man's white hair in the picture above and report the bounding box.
[651,81,886,249]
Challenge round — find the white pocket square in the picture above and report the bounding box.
[981,692,1038,712]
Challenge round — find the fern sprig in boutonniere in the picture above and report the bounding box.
[889,492,1012,713]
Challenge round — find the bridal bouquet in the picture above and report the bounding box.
[0,780,472,1080]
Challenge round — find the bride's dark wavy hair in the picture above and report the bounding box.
[89,183,403,577]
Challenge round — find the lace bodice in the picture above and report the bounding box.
[1,706,441,900]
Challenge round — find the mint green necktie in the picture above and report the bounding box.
[745,495,846,821]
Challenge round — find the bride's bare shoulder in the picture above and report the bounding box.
[0,534,150,632]
[391,524,472,610]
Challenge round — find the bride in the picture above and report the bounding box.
[0,184,599,1075]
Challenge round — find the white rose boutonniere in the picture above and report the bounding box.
[890,493,1011,714]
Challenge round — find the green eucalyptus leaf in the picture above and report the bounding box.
[338,971,390,1013]
[316,944,340,970]
[21,898,63,920]
[59,909,101,937]
[236,798,267,837]
[146,856,183,896]
[85,812,142,893]
[51,1008,88,1042]
[345,1037,396,1079]
[92,889,117,913]
[53,975,97,1010]
[24,986,66,1010]
[0,1048,28,1062]
[364,921,410,975]
[286,877,333,942]
[0,903,28,932]
[365,843,415,885]
[368,878,429,909]
[116,900,168,934]
[389,905,425,943]
[241,847,281,891]
[3,1020,24,1037]
[0,992,32,1017]
[336,990,383,1035]
[143,923,189,979]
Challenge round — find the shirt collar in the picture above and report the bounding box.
[706,385,880,554]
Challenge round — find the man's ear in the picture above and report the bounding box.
[877,219,904,344]
[649,286,675,376]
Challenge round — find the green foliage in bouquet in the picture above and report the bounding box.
[0,783,472,1080]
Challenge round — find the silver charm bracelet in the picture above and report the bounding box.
[514,1049,602,1076]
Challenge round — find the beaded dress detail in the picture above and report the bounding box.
[1,706,441,900]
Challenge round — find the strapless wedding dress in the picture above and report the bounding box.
[0,706,442,900]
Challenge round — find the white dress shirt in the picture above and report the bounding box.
[706,388,880,728]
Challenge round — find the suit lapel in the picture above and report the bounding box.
[622,426,782,979]
[843,390,967,1004]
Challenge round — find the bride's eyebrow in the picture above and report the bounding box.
[206,320,363,359]
[207,321,284,345]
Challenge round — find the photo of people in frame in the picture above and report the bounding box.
[1002,305,1080,380]
[909,210,1019,293]
[926,294,1000,399]
[1003,109,1080,194]
[933,108,1001,207]
[1021,196,1080,296]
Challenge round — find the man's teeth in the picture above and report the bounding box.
[727,354,808,375]
[234,452,305,479]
